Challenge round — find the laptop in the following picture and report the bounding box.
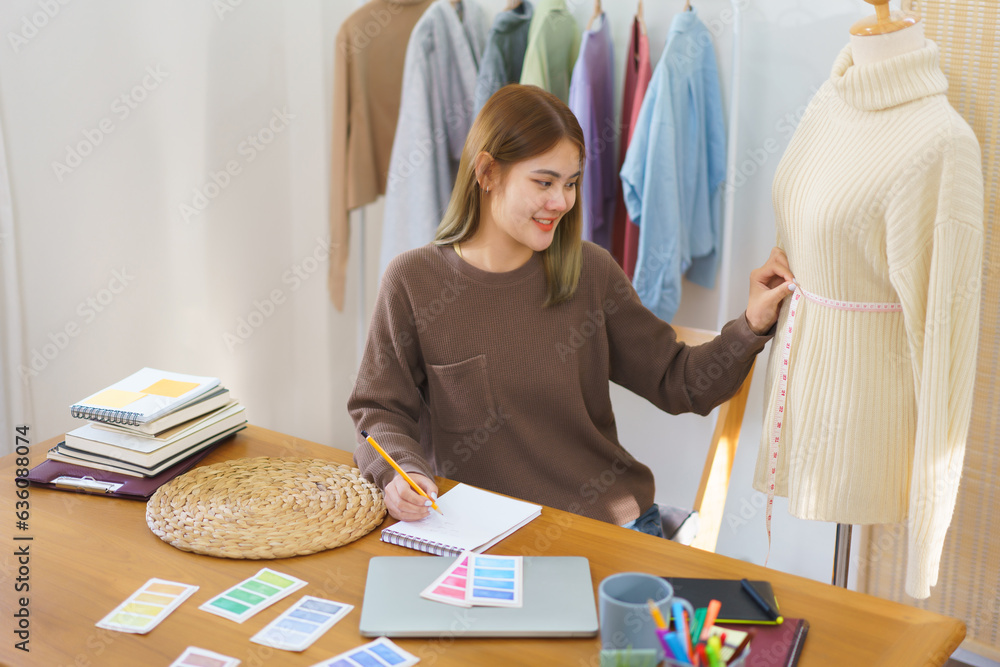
[359,556,599,638]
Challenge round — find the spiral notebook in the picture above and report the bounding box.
[70,368,220,426]
[380,483,542,556]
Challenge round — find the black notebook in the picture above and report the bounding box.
[662,577,782,624]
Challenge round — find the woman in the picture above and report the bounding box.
[349,84,794,533]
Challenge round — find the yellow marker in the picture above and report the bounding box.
[361,430,442,515]
[705,635,723,667]
[647,599,668,630]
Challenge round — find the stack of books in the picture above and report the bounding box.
[29,368,247,499]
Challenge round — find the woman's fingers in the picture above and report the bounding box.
[384,472,439,522]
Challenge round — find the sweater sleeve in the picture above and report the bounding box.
[327,24,352,311]
[602,252,772,415]
[347,260,435,490]
[885,121,984,599]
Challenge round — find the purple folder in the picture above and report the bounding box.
[25,435,232,500]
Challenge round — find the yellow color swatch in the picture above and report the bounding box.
[84,389,146,409]
[141,379,200,398]
[147,583,187,595]
[135,593,174,605]
[122,602,164,617]
[257,571,295,588]
[110,613,151,628]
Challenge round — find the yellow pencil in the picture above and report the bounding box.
[361,430,442,515]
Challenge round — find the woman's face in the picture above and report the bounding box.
[487,138,581,253]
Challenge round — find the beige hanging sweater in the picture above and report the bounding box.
[756,41,984,599]
[328,0,433,310]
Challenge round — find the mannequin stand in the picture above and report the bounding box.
[832,523,852,588]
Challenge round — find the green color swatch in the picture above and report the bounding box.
[210,597,250,614]
[243,581,279,596]
[229,588,266,605]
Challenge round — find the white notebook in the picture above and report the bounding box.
[380,483,542,556]
[70,368,220,426]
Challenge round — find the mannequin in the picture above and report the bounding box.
[850,0,925,66]
[756,0,984,599]
[827,0,928,590]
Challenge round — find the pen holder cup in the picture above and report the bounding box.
[598,572,695,663]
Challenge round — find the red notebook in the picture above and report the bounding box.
[720,618,809,667]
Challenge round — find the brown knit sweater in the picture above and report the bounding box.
[349,242,771,525]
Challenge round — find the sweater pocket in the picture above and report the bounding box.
[426,355,497,434]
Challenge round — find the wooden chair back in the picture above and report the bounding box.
[672,324,756,552]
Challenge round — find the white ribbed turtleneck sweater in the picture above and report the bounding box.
[756,41,984,599]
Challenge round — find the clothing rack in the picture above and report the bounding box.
[351,1,746,368]
[715,0,743,332]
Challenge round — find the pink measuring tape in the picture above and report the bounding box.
[765,284,902,564]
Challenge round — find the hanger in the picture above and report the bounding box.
[684,0,692,11]
[505,0,521,10]
[850,0,919,36]
[637,0,647,36]
[587,0,601,31]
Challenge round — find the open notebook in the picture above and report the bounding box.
[380,483,542,556]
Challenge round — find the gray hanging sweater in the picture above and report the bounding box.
[473,1,535,116]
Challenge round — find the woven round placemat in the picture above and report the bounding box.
[146,457,386,559]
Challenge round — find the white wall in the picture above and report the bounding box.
[1,0,883,586]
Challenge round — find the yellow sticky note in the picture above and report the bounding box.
[141,379,199,398]
[84,389,146,409]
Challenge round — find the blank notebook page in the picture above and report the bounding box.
[381,483,542,554]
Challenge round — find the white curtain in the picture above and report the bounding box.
[0,110,30,449]
[0,0,358,455]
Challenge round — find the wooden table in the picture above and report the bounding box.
[1,426,965,666]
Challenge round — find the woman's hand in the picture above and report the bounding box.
[384,472,439,521]
[746,247,795,335]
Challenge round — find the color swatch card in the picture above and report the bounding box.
[466,554,522,607]
[250,595,354,651]
[169,646,241,667]
[420,552,474,607]
[96,578,198,634]
[200,568,306,623]
[310,637,420,667]
[420,552,523,608]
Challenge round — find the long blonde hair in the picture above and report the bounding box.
[434,84,585,306]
